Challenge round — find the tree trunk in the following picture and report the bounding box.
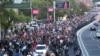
[4,18,13,38]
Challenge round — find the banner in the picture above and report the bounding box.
[56,2,69,9]
[32,9,39,15]
[48,8,53,12]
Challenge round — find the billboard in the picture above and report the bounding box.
[56,2,69,9]
[3,0,30,9]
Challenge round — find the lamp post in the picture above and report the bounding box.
[30,0,33,21]
[0,0,2,40]
[0,21,1,40]
[47,0,48,20]
[53,1,56,22]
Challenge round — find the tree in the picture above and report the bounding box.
[1,9,16,28]
[31,0,54,19]
[16,12,31,22]
[1,9,31,28]
[64,0,90,16]
[17,0,90,20]
[0,9,17,37]
[0,8,31,38]
[79,2,89,14]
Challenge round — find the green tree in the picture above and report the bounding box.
[19,0,90,20]
[16,12,31,22]
[0,9,17,37]
[65,0,78,16]
[1,9,16,28]
[0,8,31,37]
[31,0,54,19]
[79,2,89,14]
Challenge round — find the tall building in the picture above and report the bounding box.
[76,0,93,7]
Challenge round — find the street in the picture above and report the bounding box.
[77,19,100,56]
[0,0,100,56]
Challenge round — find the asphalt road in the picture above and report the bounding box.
[81,21,100,56]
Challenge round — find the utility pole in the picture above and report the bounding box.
[30,0,32,20]
[0,21,1,40]
[47,0,49,20]
[53,1,56,22]
[0,0,2,40]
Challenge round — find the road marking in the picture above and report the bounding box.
[92,36,95,40]
[90,32,92,37]
[80,31,89,56]
[77,27,89,56]
[97,40,99,42]
[97,45,100,49]
[90,32,95,40]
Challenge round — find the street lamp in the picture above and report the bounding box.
[47,0,48,20]
[53,1,56,22]
[0,0,2,40]
[30,0,33,21]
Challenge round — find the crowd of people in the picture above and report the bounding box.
[0,13,96,56]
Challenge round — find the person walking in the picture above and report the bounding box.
[75,48,81,56]
[15,50,21,56]
[64,45,69,56]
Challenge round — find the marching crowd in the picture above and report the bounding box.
[0,13,96,56]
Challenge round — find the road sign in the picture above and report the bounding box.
[56,2,69,8]
[3,0,30,9]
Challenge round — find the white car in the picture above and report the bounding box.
[96,30,100,38]
[34,44,48,56]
